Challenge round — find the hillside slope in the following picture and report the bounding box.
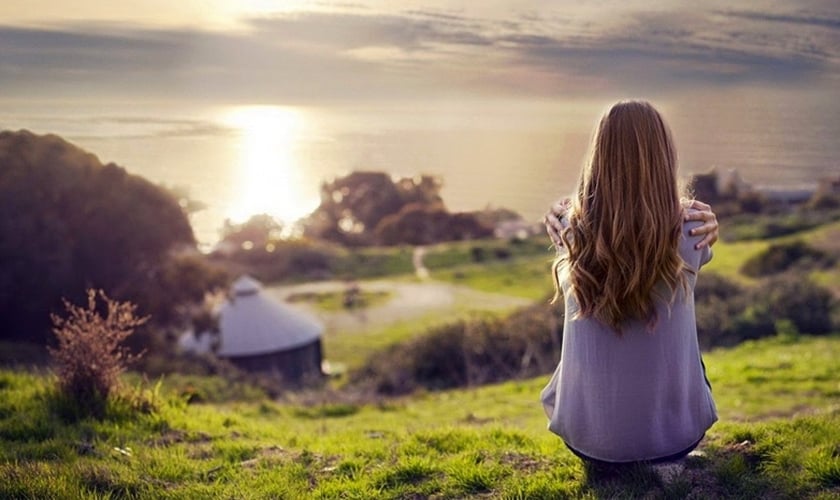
[1,335,839,498]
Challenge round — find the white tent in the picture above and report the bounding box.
[180,275,324,383]
[216,275,323,357]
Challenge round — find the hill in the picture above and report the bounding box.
[2,334,838,498]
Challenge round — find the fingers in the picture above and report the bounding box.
[695,230,718,249]
[543,211,564,247]
[684,207,713,221]
[684,199,711,212]
[686,201,719,249]
[544,216,562,242]
[689,221,717,235]
[690,221,719,249]
[551,198,571,216]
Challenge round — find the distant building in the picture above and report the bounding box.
[180,275,324,385]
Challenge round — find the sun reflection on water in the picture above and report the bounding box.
[223,105,319,228]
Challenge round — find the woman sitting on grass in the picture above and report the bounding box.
[541,100,718,464]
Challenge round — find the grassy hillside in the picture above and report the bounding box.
[2,335,839,499]
[703,219,840,288]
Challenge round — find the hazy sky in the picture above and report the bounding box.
[1,0,838,103]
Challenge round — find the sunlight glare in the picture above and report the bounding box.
[224,106,319,229]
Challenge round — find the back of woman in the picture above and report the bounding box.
[540,101,717,463]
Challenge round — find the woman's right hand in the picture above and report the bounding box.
[544,198,571,249]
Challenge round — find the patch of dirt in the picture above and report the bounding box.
[499,451,549,473]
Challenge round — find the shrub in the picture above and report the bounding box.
[351,299,563,395]
[695,273,836,347]
[741,240,834,277]
[48,289,147,416]
[752,277,835,335]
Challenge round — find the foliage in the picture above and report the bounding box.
[694,272,836,348]
[0,130,208,344]
[351,299,562,395]
[741,239,835,277]
[219,214,285,249]
[722,208,840,242]
[214,237,341,282]
[375,202,494,245]
[300,170,502,247]
[303,171,444,246]
[48,290,147,417]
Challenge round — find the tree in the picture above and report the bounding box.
[219,214,285,250]
[303,171,443,246]
[0,130,210,344]
[375,203,493,245]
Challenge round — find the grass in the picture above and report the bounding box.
[2,334,840,498]
[431,258,555,301]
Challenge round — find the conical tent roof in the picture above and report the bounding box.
[216,275,323,357]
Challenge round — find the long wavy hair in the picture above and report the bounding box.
[552,100,690,333]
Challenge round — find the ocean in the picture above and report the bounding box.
[2,91,838,247]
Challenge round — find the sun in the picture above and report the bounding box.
[223,105,319,228]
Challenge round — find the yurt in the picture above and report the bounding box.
[183,275,325,384]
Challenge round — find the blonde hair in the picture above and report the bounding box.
[552,100,690,333]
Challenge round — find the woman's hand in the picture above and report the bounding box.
[544,198,571,249]
[683,199,719,249]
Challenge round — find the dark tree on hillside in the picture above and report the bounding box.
[219,214,285,249]
[0,130,219,344]
[303,171,444,246]
[375,203,493,245]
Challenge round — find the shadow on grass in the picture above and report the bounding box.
[577,445,783,499]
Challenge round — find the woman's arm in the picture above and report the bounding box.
[544,198,720,251]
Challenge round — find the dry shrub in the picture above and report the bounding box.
[48,289,148,414]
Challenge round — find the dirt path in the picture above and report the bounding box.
[264,279,532,334]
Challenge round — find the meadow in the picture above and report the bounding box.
[1,335,839,499]
[1,219,839,498]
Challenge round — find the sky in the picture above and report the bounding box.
[1,0,839,104]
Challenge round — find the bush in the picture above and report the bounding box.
[351,299,563,395]
[695,273,836,348]
[741,240,834,277]
[752,277,835,335]
[48,290,147,417]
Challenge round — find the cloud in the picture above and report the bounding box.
[0,2,838,102]
[719,9,840,30]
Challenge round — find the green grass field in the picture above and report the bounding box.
[2,334,839,499]
[2,218,839,498]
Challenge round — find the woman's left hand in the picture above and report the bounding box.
[683,199,719,249]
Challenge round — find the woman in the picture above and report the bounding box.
[540,100,718,464]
